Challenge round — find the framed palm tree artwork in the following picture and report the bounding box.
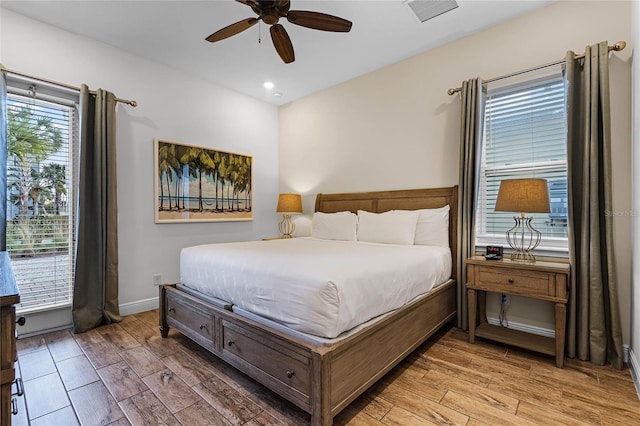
[154,139,253,223]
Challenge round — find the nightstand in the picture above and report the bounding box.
[465,256,570,367]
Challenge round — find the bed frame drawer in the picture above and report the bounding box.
[165,290,215,349]
[221,320,311,410]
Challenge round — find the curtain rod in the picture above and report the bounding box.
[447,41,627,96]
[0,64,138,107]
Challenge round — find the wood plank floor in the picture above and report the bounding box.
[12,309,640,425]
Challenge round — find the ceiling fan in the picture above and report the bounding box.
[205,0,353,64]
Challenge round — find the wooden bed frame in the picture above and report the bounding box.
[159,186,458,425]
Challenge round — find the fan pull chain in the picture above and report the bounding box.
[258,22,262,44]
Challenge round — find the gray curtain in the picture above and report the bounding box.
[1,72,7,250]
[566,41,624,368]
[457,78,483,330]
[72,85,122,333]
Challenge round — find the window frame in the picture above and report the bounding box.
[5,76,79,314]
[475,69,569,257]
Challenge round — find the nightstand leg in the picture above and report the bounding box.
[468,289,477,343]
[478,291,487,324]
[555,302,566,368]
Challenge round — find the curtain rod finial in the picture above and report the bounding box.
[613,41,626,51]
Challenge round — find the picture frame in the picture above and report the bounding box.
[154,139,253,223]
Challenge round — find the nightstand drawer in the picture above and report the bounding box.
[476,266,552,297]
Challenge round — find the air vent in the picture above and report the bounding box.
[404,0,459,23]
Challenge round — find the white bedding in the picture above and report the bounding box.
[180,237,451,338]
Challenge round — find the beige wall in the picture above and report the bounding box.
[279,1,633,344]
[630,0,640,385]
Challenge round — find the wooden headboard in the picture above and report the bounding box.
[314,186,458,280]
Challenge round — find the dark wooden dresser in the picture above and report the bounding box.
[1,252,20,426]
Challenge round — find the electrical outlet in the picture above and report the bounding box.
[153,274,161,286]
[501,293,511,306]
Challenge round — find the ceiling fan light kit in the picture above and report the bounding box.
[205,0,352,64]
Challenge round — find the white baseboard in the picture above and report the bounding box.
[486,316,630,363]
[486,316,555,338]
[17,298,159,338]
[629,348,640,399]
[119,297,159,316]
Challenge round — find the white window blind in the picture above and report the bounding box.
[5,83,78,313]
[476,70,569,253]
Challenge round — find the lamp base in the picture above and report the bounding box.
[509,250,537,263]
[279,213,295,239]
[505,216,541,263]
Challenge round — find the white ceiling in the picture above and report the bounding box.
[2,0,554,106]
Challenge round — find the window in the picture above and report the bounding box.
[475,69,568,253]
[5,78,78,313]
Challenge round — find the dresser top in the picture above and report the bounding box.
[0,252,20,306]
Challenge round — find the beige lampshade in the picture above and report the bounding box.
[495,178,550,214]
[276,193,303,213]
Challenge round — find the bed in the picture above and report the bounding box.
[159,186,458,425]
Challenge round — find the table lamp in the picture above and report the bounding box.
[276,193,302,238]
[494,178,550,263]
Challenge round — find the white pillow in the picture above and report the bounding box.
[356,210,419,245]
[311,211,358,241]
[394,205,450,247]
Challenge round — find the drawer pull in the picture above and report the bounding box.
[199,324,206,330]
[508,278,515,284]
[16,316,26,326]
[286,370,295,379]
[12,378,24,397]
[168,307,175,313]
[228,340,235,347]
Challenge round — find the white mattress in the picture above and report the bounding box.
[180,237,451,338]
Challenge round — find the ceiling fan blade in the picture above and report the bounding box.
[235,0,259,8]
[276,0,290,14]
[236,0,262,15]
[286,10,352,32]
[270,24,295,64]
[205,18,258,43]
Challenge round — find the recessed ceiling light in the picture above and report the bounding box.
[263,81,275,90]
[273,92,282,98]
